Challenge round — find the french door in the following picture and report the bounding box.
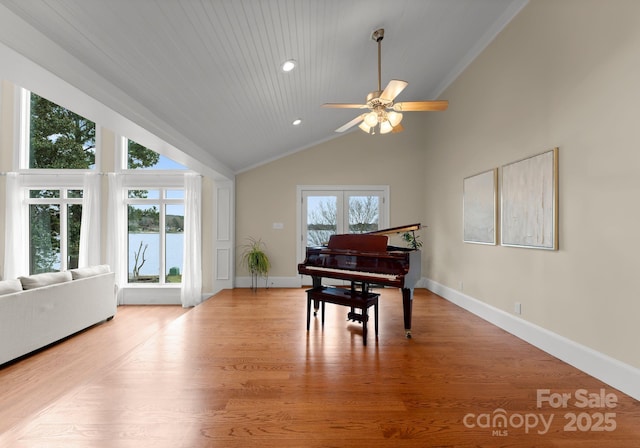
[298,186,389,282]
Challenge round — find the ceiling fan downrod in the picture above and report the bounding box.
[371,28,384,93]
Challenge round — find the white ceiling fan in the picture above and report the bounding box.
[323,28,449,134]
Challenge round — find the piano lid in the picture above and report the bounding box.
[366,223,421,236]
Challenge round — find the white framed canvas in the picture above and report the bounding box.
[463,168,497,245]
[501,148,559,250]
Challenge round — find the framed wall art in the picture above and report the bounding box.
[501,148,558,250]
[463,168,497,245]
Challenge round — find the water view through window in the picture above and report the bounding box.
[127,189,184,284]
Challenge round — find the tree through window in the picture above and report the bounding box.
[29,93,96,169]
[27,189,83,274]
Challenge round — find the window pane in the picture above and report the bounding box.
[349,196,379,233]
[307,196,337,246]
[165,204,184,283]
[128,204,160,283]
[29,93,95,169]
[127,139,187,170]
[128,189,159,199]
[30,189,60,199]
[67,189,83,199]
[30,204,61,274]
[165,189,184,199]
[67,204,82,269]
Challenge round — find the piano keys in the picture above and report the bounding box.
[298,225,422,338]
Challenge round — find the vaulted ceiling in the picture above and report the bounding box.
[0,0,527,177]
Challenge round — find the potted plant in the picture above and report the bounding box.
[240,237,271,291]
[402,231,423,250]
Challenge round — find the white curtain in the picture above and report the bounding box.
[106,173,126,303]
[180,173,202,307]
[3,173,27,279]
[78,173,101,267]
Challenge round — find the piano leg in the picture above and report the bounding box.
[401,288,413,338]
[312,276,322,316]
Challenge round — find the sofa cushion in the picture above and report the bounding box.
[0,278,23,295]
[19,271,73,290]
[69,264,111,280]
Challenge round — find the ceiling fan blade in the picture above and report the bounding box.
[393,100,449,112]
[322,103,368,109]
[335,114,365,133]
[380,80,408,102]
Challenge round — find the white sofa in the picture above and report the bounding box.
[0,265,117,365]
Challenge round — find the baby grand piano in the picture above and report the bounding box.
[297,223,422,338]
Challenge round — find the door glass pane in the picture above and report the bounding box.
[307,196,337,246]
[165,204,184,283]
[349,196,379,233]
[67,204,82,269]
[128,204,160,283]
[30,204,61,274]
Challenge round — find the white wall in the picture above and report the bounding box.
[422,0,640,370]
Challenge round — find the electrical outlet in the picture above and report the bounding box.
[514,302,522,315]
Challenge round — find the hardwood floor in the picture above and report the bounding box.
[1,288,638,447]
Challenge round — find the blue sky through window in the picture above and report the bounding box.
[155,154,187,170]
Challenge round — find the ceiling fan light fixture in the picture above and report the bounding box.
[388,111,402,127]
[379,120,394,134]
[364,111,379,127]
[359,121,370,132]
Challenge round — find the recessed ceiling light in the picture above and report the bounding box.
[281,59,296,72]
[292,118,302,126]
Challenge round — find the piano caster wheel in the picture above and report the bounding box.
[405,329,412,339]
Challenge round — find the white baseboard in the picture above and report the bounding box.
[120,287,211,306]
[424,278,640,401]
[235,276,301,289]
[120,286,181,305]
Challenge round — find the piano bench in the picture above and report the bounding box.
[305,286,379,346]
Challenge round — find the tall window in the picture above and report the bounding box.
[18,89,95,275]
[28,92,96,170]
[27,188,83,274]
[126,188,184,284]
